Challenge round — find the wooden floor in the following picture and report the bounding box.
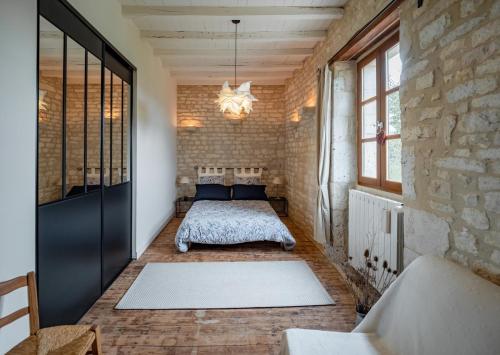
[80,218,356,354]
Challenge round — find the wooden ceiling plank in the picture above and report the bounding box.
[168,64,301,72]
[141,30,327,40]
[155,48,313,56]
[122,6,344,19]
[171,71,293,78]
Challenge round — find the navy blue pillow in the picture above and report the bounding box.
[194,184,232,201]
[232,184,268,200]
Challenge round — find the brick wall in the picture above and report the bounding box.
[176,85,286,196]
[400,0,500,282]
[38,75,127,204]
[283,0,499,283]
[283,0,391,238]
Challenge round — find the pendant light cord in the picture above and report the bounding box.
[234,21,238,87]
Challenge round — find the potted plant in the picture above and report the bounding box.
[347,249,398,325]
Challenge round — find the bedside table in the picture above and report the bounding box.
[269,197,288,217]
[176,197,194,218]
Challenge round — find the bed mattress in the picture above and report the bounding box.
[175,200,296,252]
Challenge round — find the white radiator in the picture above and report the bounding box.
[348,189,404,291]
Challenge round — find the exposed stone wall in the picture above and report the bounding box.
[38,75,127,204]
[284,0,392,239]
[330,61,357,259]
[400,0,500,282]
[176,85,286,197]
[38,76,63,204]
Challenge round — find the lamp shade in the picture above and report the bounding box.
[179,176,190,184]
[272,177,283,185]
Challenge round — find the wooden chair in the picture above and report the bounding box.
[0,272,102,355]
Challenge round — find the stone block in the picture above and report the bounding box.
[419,14,451,49]
[463,193,479,207]
[462,207,490,230]
[404,207,450,256]
[454,228,479,255]
[435,157,486,173]
[446,77,497,103]
[416,71,435,90]
[479,176,500,190]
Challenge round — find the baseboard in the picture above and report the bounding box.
[135,208,175,259]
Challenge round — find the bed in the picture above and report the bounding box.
[175,199,296,253]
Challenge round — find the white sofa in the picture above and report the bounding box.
[280,255,500,355]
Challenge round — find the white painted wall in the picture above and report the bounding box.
[0,0,176,351]
[0,1,37,352]
[68,0,178,258]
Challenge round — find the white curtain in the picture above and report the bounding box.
[313,65,332,245]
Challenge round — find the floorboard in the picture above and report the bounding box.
[80,218,356,354]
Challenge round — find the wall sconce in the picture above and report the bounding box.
[289,107,316,125]
[290,110,300,125]
[179,118,203,130]
[304,94,317,108]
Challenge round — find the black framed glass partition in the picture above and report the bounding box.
[37,0,134,327]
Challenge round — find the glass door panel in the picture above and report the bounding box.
[123,83,130,182]
[65,37,85,197]
[86,53,102,189]
[111,74,122,185]
[38,17,64,205]
[103,68,112,186]
[37,1,134,327]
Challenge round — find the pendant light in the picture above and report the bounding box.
[215,19,257,119]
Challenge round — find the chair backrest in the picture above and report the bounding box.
[0,272,40,335]
[354,255,500,355]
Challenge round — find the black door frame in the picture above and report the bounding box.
[36,0,136,325]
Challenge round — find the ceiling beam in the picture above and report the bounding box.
[122,6,344,19]
[176,78,287,85]
[168,64,301,72]
[155,48,313,56]
[141,30,327,40]
[171,70,292,78]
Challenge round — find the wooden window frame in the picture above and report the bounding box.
[357,32,402,194]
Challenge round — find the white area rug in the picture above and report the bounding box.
[116,261,334,309]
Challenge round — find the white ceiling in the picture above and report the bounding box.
[119,0,347,85]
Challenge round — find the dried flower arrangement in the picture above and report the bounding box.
[347,247,399,316]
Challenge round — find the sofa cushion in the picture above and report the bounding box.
[280,329,391,355]
[355,255,500,355]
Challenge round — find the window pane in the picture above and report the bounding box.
[362,141,377,179]
[386,91,401,135]
[123,83,130,182]
[103,68,111,186]
[362,59,377,100]
[38,16,63,204]
[362,101,377,138]
[65,37,85,197]
[112,74,122,185]
[386,43,401,90]
[386,138,402,182]
[87,53,101,188]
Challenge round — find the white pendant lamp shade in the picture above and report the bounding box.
[215,19,257,118]
[216,81,257,116]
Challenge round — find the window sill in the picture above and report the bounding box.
[355,184,403,203]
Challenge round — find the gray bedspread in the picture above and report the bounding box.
[175,200,296,252]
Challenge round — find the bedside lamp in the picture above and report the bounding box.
[272,176,283,198]
[179,176,191,200]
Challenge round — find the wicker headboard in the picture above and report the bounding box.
[197,167,226,184]
[234,167,263,178]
